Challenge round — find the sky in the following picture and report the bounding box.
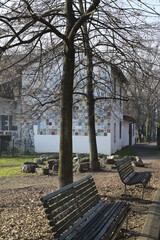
[132,0,160,19]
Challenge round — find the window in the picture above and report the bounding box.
[119,121,122,139]
[114,123,116,143]
[114,78,116,98]
[120,83,122,107]
[132,123,135,136]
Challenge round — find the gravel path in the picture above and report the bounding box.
[0,157,160,239]
[0,143,160,239]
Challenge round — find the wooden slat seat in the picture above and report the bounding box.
[116,157,152,198]
[41,175,130,240]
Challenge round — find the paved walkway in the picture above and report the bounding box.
[133,142,160,161]
[138,188,160,240]
[134,143,160,240]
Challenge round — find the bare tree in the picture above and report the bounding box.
[0,0,101,187]
[0,0,160,187]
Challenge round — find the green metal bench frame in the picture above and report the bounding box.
[116,157,152,199]
[41,175,130,240]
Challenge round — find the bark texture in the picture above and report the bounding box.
[59,0,101,187]
[86,45,99,171]
[80,0,99,171]
[59,42,75,188]
[58,1,75,188]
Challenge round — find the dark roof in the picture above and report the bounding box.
[0,42,63,100]
[0,134,11,140]
[123,115,136,123]
[0,78,21,100]
[0,41,63,71]
[111,64,128,84]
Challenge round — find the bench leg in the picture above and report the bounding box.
[142,185,145,199]
[126,214,129,230]
[124,184,127,197]
[148,179,151,186]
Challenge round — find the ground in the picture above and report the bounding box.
[0,156,160,240]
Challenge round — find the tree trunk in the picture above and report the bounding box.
[87,85,99,171]
[58,0,101,187]
[157,123,160,149]
[82,25,99,171]
[58,1,75,188]
[59,42,75,188]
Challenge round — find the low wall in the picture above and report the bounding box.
[34,126,111,155]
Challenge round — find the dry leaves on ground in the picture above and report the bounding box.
[0,160,159,239]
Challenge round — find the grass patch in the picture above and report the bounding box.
[0,166,24,178]
[0,156,46,178]
[149,148,160,154]
[115,146,136,158]
[0,156,35,167]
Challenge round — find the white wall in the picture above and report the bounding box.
[110,119,136,154]
[73,135,111,155]
[34,126,60,153]
[122,122,129,147]
[34,126,112,155]
[122,122,136,147]
[132,123,136,145]
[110,118,123,154]
[110,102,124,154]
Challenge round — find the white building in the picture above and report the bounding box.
[22,58,136,155]
[0,49,136,155]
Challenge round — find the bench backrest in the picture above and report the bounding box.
[41,175,100,239]
[116,157,134,183]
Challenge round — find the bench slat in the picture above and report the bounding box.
[116,159,131,169]
[52,192,100,234]
[71,201,128,240]
[41,175,92,202]
[45,181,98,215]
[66,203,110,240]
[102,203,130,240]
[118,162,133,174]
[127,172,151,186]
[116,158,132,169]
[46,177,95,207]
[54,195,101,238]
[59,201,106,240]
[74,202,122,240]
[116,159,134,183]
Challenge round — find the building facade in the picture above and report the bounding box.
[0,51,135,155]
[29,64,135,155]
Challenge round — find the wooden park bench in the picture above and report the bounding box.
[41,175,130,240]
[116,157,152,199]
